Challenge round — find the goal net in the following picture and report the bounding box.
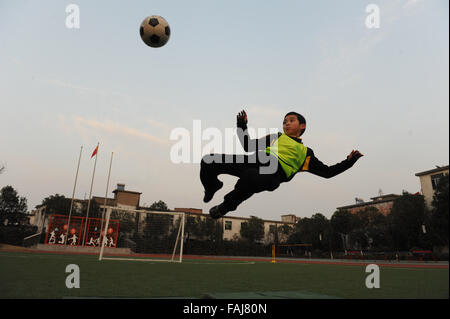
[98,206,185,263]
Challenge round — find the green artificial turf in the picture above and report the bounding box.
[0,251,447,299]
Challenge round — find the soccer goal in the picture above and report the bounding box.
[98,206,185,263]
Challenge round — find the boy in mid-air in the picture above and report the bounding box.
[200,110,363,219]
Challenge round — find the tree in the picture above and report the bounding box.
[240,216,264,243]
[350,207,390,250]
[80,199,102,219]
[199,217,223,242]
[38,194,72,216]
[330,210,357,250]
[388,193,427,250]
[141,200,170,237]
[185,216,201,241]
[278,224,293,243]
[430,175,449,246]
[287,213,331,251]
[144,213,172,238]
[269,223,294,245]
[310,213,330,250]
[354,207,385,229]
[110,209,135,234]
[0,186,28,225]
[148,200,169,211]
[331,210,355,235]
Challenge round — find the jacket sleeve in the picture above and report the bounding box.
[304,148,358,179]
[237,122,276,152]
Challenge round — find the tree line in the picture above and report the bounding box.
[0,175,448,255]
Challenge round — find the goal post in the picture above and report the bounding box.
[98,206,185,263]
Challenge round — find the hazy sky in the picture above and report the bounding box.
[0,0,448,221]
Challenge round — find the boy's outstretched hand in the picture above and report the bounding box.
[347,150,364,161]
[237,110,248,126]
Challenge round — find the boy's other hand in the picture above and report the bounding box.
[347,150,363,161]
[237,110,248,126]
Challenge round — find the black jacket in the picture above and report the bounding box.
[237,123,357,181]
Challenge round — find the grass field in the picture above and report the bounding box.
[0,250,448,299]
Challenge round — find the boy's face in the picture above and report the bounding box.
[283,115,306,137]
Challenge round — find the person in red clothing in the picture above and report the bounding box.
[200,110,363,219]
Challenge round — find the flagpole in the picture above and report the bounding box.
[82,142,99,246]
[99,152,113,246]
[65,146,83,246]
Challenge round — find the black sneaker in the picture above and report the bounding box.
[209,203,229,219]
[203,181,223,203]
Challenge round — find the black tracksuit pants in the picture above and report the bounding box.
[200,151,287,212]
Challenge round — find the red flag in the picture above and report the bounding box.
[91,145,98,158]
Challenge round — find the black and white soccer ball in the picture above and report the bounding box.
[139,15,170,48]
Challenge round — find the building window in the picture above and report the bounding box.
[225,221,232,230]
[431,173,444,190]
[269,225,277,233]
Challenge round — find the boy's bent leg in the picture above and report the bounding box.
[222,169,258,212]
[200,154,228,202]
[200,153,256,203]
[211,168,282,218]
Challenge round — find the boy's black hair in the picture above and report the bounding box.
[284,112,306,137]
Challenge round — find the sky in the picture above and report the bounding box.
[0,0,448,221]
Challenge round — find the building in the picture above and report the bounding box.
[415,165,449,209]
[217,214,293,244]
[30,183,142,232]
[336,193,401,216]
[173,207,295,244]
[281,214,298,224]
[30,183,297,244]
[93,183,141,210]
[30,199,84,232]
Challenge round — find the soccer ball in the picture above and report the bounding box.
[139,15,170,48]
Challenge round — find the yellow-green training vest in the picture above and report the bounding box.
[265,133,308,179]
